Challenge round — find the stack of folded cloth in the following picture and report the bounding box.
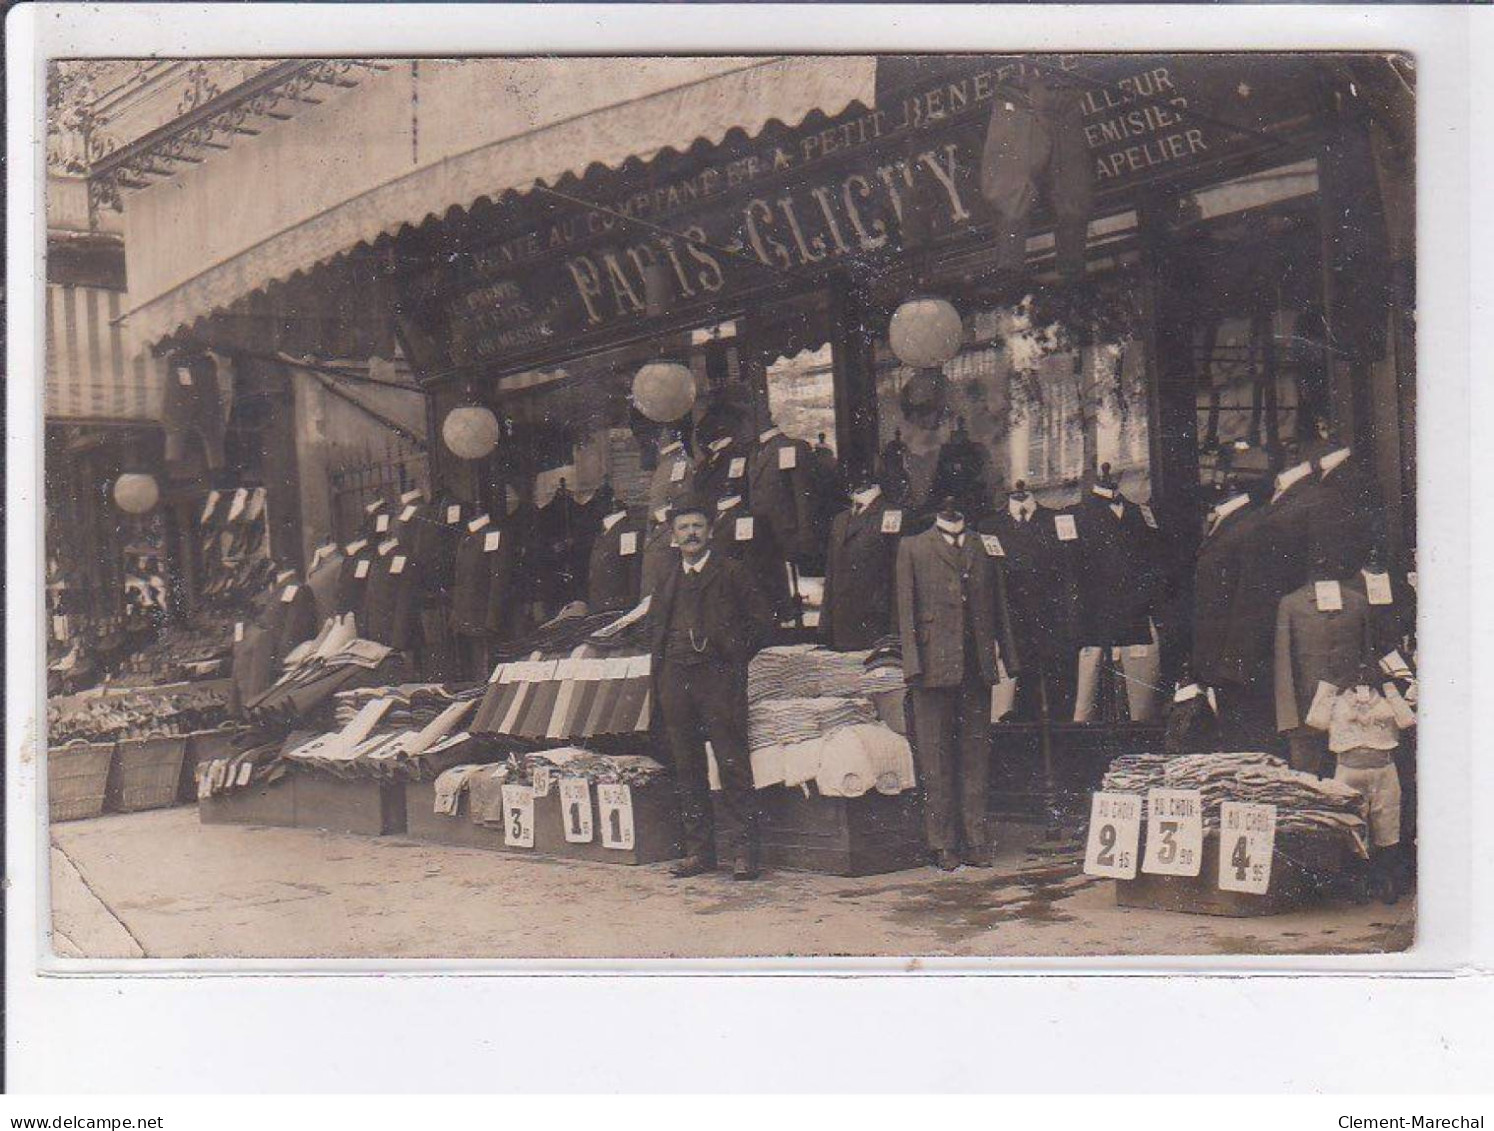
[333,683,484,728]
[1101,752,1371,857]
[747,696,878,752]
[431,761,513,822]
[195,738,286,798]
[746,722,917,797]
[284,696,481,779]
[748,646,872,703]
[524,746,667,787]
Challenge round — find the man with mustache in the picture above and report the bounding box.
[649,493,773,879]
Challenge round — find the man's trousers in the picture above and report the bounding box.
[657,657,758,862]
[908,670,992,854]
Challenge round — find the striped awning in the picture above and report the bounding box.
[45,282,165,423]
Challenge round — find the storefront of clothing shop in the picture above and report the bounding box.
[369,53,1414,812]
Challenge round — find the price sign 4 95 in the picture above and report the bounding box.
[1084,792,1143,879]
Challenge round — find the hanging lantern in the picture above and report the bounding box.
[442,404,501,461]
[112,472,160,514]
[888,296,964,369]
[632,360,696,423]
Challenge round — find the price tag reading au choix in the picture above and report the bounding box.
[559,778,594,843]
[1083,792,1142,879]
[501,784,535,848]
[1142,789,1204,877]
[598,783,636,850]
[1217,801,1277,895]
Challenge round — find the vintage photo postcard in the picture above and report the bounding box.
[35,50,1419,961]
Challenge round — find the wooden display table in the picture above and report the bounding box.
[718,787,927,876]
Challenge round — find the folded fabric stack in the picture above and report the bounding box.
[195,738,286,798]
[245,635,399,721]
[431,760,516,823]
[495,607,646,662]
[748,645,871,703]
[283,696,482,780]
[860,636,906,695]
[1101,752,1371,857]
[748,696,878,752]
[524,746,667,787]
[48,683,232,744]
[471,655,652,739]
[748,722,916,797]
[333,683,483,729]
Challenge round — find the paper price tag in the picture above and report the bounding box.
[1217,801,1276,894]
[399,505,417,522]
[980,534,1005,558]
[446,505,461,524]
[1083,792,1142,879]
[735,516,754,541]
[598,783,636,850]
[1363,571,1393,606]
[375,514,391,533]
[620,531,638,556]
[1139,503,1158,530]
[559,778,594,843]
[532,765,554,798]
[176,366,193,387]
[1055,514,1078,542]
[1314,580,1343,612]
[389,555,407,575]
[1407,571,1418,590]
[727,456,746,479]
[1142,789,1204,877]
[1173,683,1200,704]
[778,445,797,470]
[669,460,688,483]
[234,621,245,643]
[354,560,370,579]
[484,531,502,553]
[500,785,535,848]
[881,509,903,534]
[280,584,300,604]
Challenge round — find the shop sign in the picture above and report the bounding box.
[401,54,1318,376]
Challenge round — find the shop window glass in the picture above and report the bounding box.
[765,344,837,454]
[873,298,1151,511]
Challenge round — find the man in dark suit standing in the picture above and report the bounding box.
[649,494,772,879]
[896,500,1021,870]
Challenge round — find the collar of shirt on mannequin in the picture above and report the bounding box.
[1009,495,1037,521]
[660,439,683,457]
[1272,460,1314,501]
[602,510,628,533]
[1319,447,1352,478]
[935,515,967,540]
[759,426,782,444]
[681,549,712,574]
[716,495,743,513]
[852,485,882,513]
[708,436,734,454]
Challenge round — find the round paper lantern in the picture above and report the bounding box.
[442,404,501,460]
[632,360,696,423]
[888,296,964,369]
[112,472,160,514]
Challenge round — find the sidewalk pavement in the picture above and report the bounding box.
[48,806,1414,960]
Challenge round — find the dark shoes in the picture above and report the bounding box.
[732,856,761,881]
[935,850,961,872]
[962,845,995,868]
[670,855,716,879]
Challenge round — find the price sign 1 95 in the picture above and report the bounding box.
[558,778,594,844]
[1083,791,1142,879]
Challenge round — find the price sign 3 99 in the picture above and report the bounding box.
[1084,792,1143,879]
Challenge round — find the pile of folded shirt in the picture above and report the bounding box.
[333,683,484,729]
[430,761,514,822]
[860,636,906,696]
[494,605,647,662]
[748,696,878,752]
[523,746,667,787]
[748,645,872,703]
[245,618,401,722]
[283,695,483,780]
[1101,752,1371,857]
[195,738,286,798]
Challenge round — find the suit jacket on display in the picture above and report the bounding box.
[263,577,319,664]
[646,442,697,515]
[1308,456,1378,578]
[1217,474,1321,681]
[362,544,419,650]
[1071,491,1161,647]
[449,521,514,638]
[640,519,680,600]
[1191,500,1263,685]
[978,504,1082,664]
[335,540,378,622]
[305,546,345,624]
[748,430,821,562]
[896,526,1020,689]
[648,552,772,672]
[1273,581,1373,732]
[709,501,791,615]
[587,512,647,612]
[820,494,901,652]
[694,440,751,508]
[1344,567,1417,658]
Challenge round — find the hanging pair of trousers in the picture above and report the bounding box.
[908,666,992,855]
[657,657,758,863]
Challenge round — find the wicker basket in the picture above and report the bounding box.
[108,734,189,812]
[48,740,115,823]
